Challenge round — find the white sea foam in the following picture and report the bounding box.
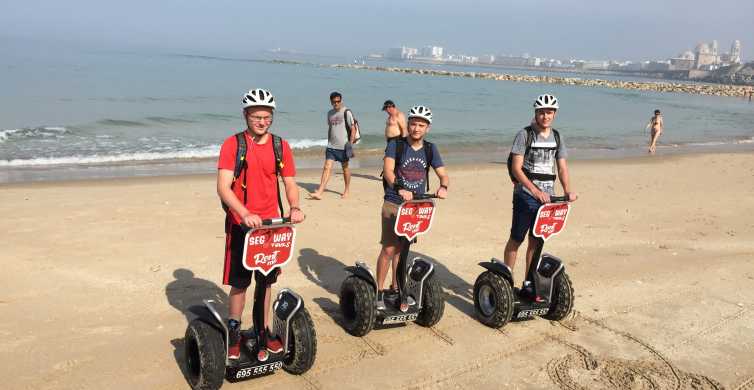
[0,138,328,167]
[0,129,21,143]
[288,138,328,149]
[0,145,221,167]
[0,126,68,143]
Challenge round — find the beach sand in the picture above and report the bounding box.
[1,152,753,389]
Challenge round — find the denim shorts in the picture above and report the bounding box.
[510,190,542,242]
[325,147,348,163]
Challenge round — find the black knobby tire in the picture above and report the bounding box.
[415,274,445,327]
[543,271,574,321]
[473,271,514,328]
[283,308,317,375]
[339,276,376,336]
[184,319,226,390]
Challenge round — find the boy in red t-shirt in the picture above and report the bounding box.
[217,88,305,362]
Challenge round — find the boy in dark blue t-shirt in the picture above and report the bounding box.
[378,105,449,310]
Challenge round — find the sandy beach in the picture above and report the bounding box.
[1,152,753,390]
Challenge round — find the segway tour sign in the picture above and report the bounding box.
[533,202,570,241]
[395,200,436,241]
[242,225,296,275]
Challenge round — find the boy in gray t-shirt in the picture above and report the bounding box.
[504,94,578,300]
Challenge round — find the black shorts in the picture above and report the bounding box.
[223,223,280,289]
[510,191,542,243]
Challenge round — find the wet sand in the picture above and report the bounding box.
[1,153,753,389]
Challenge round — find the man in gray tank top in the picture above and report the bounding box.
[311,91,356,199]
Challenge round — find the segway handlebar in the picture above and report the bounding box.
[413,193,440,200]
[240,217,292,233]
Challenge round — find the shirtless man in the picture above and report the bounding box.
[646,109,663,154]
[383,100,407,141]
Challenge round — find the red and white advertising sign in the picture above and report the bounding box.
[532,202,571,241]
[242,225,296,275]
[394,200,436,241]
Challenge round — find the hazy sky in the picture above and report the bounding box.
[2,0,752,61]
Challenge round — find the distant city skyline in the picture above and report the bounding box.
[1,0,753,62]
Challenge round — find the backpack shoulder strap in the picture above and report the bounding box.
[423,140,434,191]
[271,134,285,216]
[233,131,247,181]
[393,137,406,179]
[552,129,561,148]
[524,126,536,152]
[344,109,352,138]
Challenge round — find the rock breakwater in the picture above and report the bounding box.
[330,64,751,98]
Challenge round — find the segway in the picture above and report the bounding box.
[184,218,316,390]
[473,195,575,328]
[339,194,445,336]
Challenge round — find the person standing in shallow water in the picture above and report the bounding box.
[646,109,664,154]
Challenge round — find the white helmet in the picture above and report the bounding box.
[408,105,432,124]
[533,94,559,110]
[242,88,276,109]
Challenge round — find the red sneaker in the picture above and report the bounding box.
[266,335,284,354]
[227,341,241,360]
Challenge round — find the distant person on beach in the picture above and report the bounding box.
[383,99,407,142]
[504,94,577,301]
[378,105,449,311]
[311,91,357,199]
[646,109,664,154]
[217,88,305,362]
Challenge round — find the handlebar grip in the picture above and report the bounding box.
[413,193,439,200]
[549,195,569,203]
[262,217,291,225]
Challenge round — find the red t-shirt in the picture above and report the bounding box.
[218,131,296,224]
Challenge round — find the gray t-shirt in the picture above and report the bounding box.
[510,127,568,196]
[327,107,354,150]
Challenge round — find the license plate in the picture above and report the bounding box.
[382,313,418,324]
[516,308,549,319]
[233,361,283,380]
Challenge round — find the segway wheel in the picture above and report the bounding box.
[184,319,226,390]
[473,271,514,328]
[415,274,445,327]
[543,271,574,321]
[339,276,376,336]
[283,308,317,375]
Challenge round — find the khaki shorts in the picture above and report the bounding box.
[380,201,401,247]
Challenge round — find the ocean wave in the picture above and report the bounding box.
[737,137,754,144]
[97,119,148,127]
[288,138,328,149]
[0,138,328,167]
[0,145,221,167]
[146,116,198,125]
[0,126,68,143]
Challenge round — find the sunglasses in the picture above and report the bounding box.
[331,99,342,104]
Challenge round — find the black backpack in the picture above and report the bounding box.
[222,131,285,217]
[506,126,560,183]
[383,137,435,192]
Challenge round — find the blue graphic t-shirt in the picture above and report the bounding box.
[384,139,444,204]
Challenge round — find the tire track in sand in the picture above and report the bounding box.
[546,311,724,390]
